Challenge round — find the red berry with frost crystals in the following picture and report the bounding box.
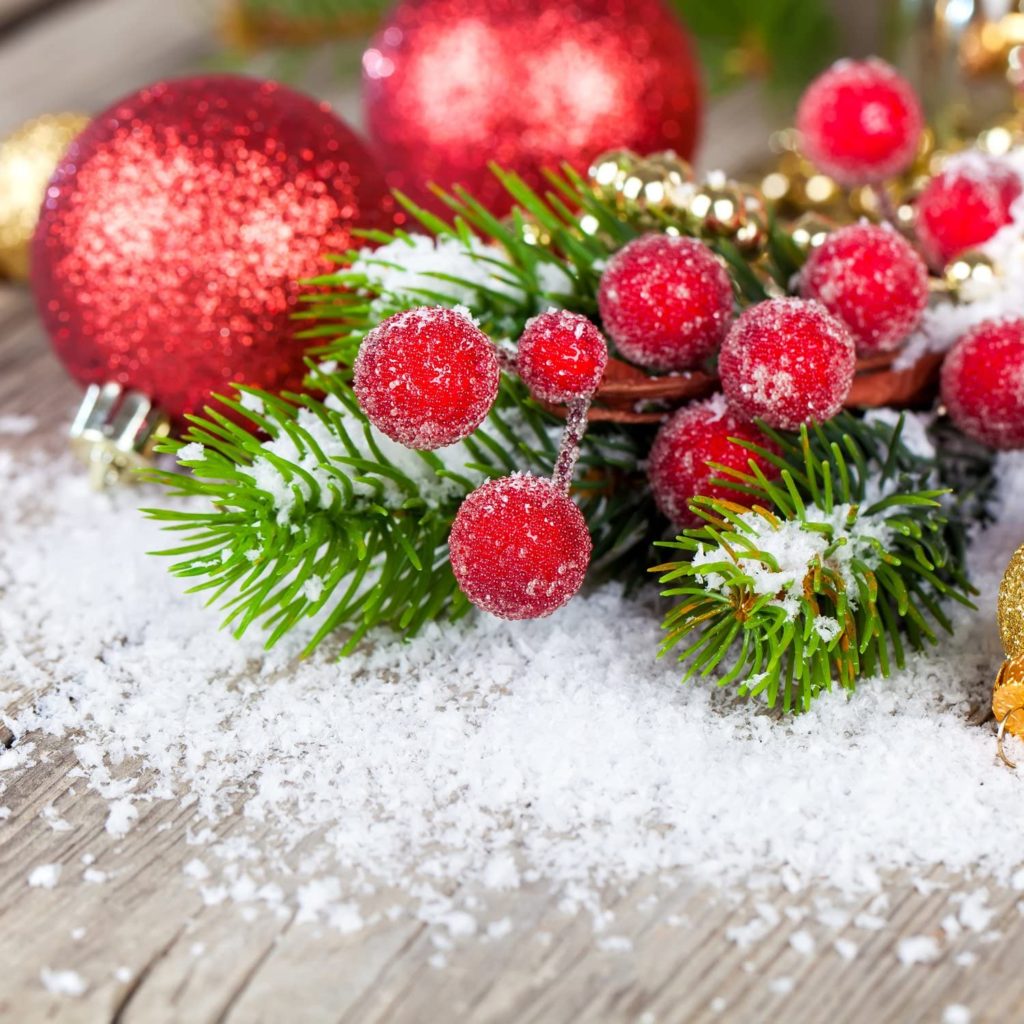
[597,234,733,370]
[799,223,929,355]
[796,58,923,185]
[354,306,499,449]
[719,298,856,431]
[517,310,608,403]
[916,155,1021,266]
[449,474,592,620]
[647,395,781,527]
[940,318,1024,449]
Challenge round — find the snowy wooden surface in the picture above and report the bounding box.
[1,2,1021,1022]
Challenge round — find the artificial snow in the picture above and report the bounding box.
[39,968,87,997]
[1,438,1024,960]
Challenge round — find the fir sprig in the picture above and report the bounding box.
[652,414,977,712]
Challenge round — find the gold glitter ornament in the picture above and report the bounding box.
[789,213,837,252]
[999,543,1024,660]
[0,112,89,281]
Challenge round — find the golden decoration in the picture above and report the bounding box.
[942,249,1000,300]
[999,543,1024,660]
[219,0,379,49]
[0,112,90,281]
[588,151,767,253]
[994,656,1024,766]
[789,213,837,252]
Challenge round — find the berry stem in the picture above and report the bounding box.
[871,184,900,229]
[493,343,518,374]
[552,396,591,495]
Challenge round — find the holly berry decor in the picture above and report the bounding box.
[146,55,1024,714]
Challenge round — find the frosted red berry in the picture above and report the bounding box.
[517,310,608,403]
[940,318,1024,449]
[597,234,733,370]
[647,396,780,528]
[354,306,499,449]
[916,155,1021,266]
[799,223,929,355]
[449,474,592,620]
[719,298,856,431]
[796,58,923,185]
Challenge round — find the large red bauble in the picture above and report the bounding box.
[940,318,1024,450]
[362,0,701,215]
[31,75,390,423]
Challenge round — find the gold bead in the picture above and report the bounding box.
[789,213,836,252]
[0,112,90,281]
[999,544,1024,659]
[943,250,1000,300]
[690,176,767,253]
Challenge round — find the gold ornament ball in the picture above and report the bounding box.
[943,250,1000,300]
[993,655,1024,740]
[999,543,1024,659]
[0,112,90,281]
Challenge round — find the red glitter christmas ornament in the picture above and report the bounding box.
[32,75,389,425]
[449,473,592,619]
[719,298,856,431]
[915,155,1022,267]
[799,222,929,355]
[597,234,733,371]
[354,306,500,449]
[647,396,779,528]
[363,0,701,216]
[516,310,608,403]
[940,318,1024,450]
[796,58,923,186]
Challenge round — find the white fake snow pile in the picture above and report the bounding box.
[3,439,1024,974]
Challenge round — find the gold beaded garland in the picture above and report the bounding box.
[0,112,90,281]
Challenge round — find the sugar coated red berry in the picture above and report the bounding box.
[940,317,1024,449]
[916,154,1021,266]
[354,306,499,449]
[799,223,929,355]
[517,310,608,403]
[597,234,733,371]
[449,474,592,620]
[647,395,780,527]
[796,58,923,185]
[719,298,856,431]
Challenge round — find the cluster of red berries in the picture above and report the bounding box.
[792,57,1024,452]
[354,304,607,621]
[353,55,1024,623]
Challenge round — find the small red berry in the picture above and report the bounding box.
[647,395,781,527]
[597,234,733,371]
[940,317,1024,449]
[916,155,1021,266]
[354,306,500,449]
[799,223,929,355]
[719,298,856,431]
[517,310,608,403]
[796,58,923,185]
[449,474,592,620]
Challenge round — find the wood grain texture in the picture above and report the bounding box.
[2,2,1022,1022]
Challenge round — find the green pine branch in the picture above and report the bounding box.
[652,413,976,713]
